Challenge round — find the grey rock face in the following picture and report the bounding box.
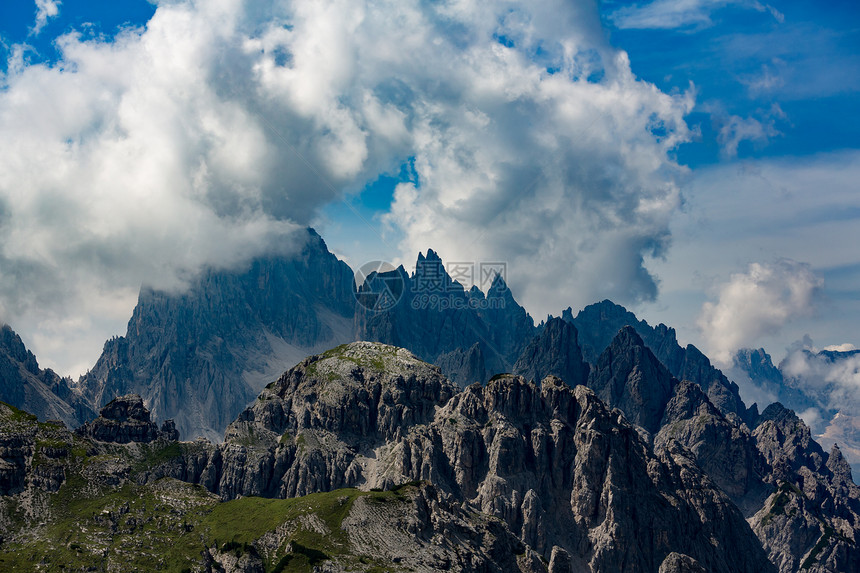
[583,325,771,517]
[750,403,860,572]
[338,482,545,573]
[512,317,589,388]
[0,402,80,496]
[548,545,573,573]
[78,228,357,441]
[435,342,487,388]
[582,327,860,569]
[655,380,770,516]
[0,324,95,428]
[659,552,707,573]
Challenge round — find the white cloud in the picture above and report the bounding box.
[705,102,785,158]
[0,0,695,374]
[741,61,786,96]
[610,0,783,31]
[824,343,857,352]
[715,114,777,158]
[382,29,694,319]
[798,407,822,430]
[32,0,61,36]
[698,260,823,365]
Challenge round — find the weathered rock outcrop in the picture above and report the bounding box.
[77,394,178,444]
[0,401,82,496]
[655,380,770,516]
[659,552,707,573]
[435,342,487,388]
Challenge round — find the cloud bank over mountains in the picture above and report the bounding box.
[782,341,860,419]
[0,0,695,373]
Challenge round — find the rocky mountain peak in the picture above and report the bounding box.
[356,249,536,386]
[421,248,442,262]
[656,379,770,515]
[756,402,796,428]
[587,326,675,434]
[0,324,39,376]
[226,341,456,447]
[754,402,829,479]
[0,324,95,428]
[512,316,589,387]
[735,348,781,381]
[77,227,357,441]
[659,379,715,424]
[99,394,146,421]
[827,443,855,486]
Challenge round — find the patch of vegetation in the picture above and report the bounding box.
[0,401,38,424]
[489,373,511,382]
[319,343,402,372]
[133,441,184,471]
[0,476,219,572]
[801,525,834,570]
[35,438,71,451]
[202,487,405,570]
[0,431,416,573]
[762,481,804,526]
[390,481,423,494]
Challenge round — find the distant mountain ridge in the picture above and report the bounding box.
[569,300,755,425]
[356,248,537,383]
[0,324,95,427]
[734,346,860,476]
[1,230,541,440]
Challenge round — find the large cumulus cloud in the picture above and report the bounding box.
[698,259,823,365]
[0,0,693,374]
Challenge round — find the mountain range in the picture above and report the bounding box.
[733,346,860,476]
[0,226,858,571]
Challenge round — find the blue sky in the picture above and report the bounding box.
[0,0,858,383]
[0,1,155,65]
[603,0,860,166]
